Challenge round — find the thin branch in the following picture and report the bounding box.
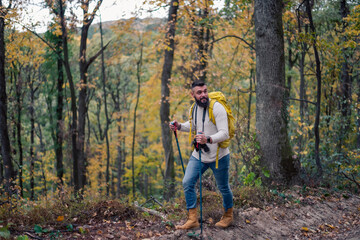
[89,0,103,23]
[296,0,306,11]
[238,88,255,94]
[134,201,167,220]
[85,40,111,71]
[342,172,360,188]
[16,22,65,65]
[7,0,13,9]
[212,35,255,51]
[289,97,316,105]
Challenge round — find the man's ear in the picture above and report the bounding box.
[190,89,194,98]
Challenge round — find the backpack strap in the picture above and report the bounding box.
[208,99,216,125]
[209,100,220,168]
[190,100,220,168]
[188,102,196,145]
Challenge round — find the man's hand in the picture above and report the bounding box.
[195,132,207,144]
[169,121,180,132]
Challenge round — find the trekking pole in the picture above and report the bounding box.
[171,122,185,174]
[197,136,203,237]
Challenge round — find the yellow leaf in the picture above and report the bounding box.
[245,219,251,224]
[79,227,86,234]
[56,216,64,222]
[301,227,309,232]
[325,223,335,229]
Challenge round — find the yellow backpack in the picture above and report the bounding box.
[188,91,236,168]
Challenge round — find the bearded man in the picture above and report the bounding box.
[169,80,233,229]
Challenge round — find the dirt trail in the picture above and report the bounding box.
[11,191,359,239]
[154,194,360,240]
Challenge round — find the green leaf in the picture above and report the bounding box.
[165,221,174,227]
[66,224,74,232]
[254,177,262,187]
[262,169,270,178]
[34,225,43,234]
[142,212,150,217]
[244,172,255,186]
[187,231,200,237]
[79,227,86,234]
[17,235,29,240]
[0,225,10,239]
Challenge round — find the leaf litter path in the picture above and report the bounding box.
[26,193,359,240]
[155,194,360,240]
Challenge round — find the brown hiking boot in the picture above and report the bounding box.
[215,208,233,228]
[175,208,200,230]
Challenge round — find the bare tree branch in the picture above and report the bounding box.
[212,35,256,50]
[342,172,360,188]
[16,22,64,63]
[85,40,111,71]
[289,97,316,105]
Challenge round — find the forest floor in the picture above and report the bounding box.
[8,186,360,240]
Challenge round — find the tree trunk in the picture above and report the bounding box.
[77,0,104,193]
[131,43,143,199]
[57,0,78,193]
[99,17,111,196]
[160,0,179,201]
[340,0,351,119]
[116,122,123,198]
[247,69,254,136]
[254,0,300,185]
[191,3,210,82]
[37,124,47,196]
[338,0,352,152]
[55,39,64,187]
[77,23,89,192]
[29,70,36,200]
[297,15,309,158]
[357,74,360,149]
[0,1,16,195]
[15,69,23,197]
[298,22,308,124]
[305,0,323,178]
[111,70,127,198]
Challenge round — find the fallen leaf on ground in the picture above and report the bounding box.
[301,227,309,232]
[325,223,335,229]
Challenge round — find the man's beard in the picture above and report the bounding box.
[195,96,209,108]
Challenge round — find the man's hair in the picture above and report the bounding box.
[191,80,206,89]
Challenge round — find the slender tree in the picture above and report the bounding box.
[13,64,24,197]
[254,0,300,184]
[99,16,111,196]
[28,66,38,200]
[160,0,179,201]
[131,42,143,199]
[189,1,211,82]
[0,0,16,195]
[54,35,65,187]
[55,0,79,192]
[338,0,352,152]
[77,0,106,192]
[305,0,323,178]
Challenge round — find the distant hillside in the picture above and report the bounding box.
[88,17,167,39]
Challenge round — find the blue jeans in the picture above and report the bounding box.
[182,154,233,211]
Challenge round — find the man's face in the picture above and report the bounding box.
[191,85,209,106]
